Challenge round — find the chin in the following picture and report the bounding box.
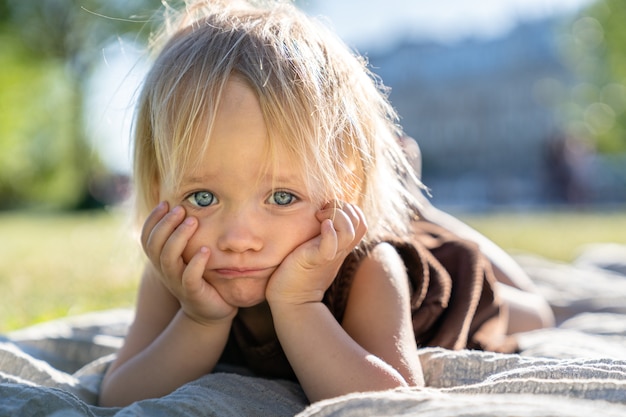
[218,284,267,308]
[229,295,266,308]
[240,300,267,309]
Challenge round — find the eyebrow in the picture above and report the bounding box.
[267,173,298,183]
[180,175,216,187]
[180,173,302,186]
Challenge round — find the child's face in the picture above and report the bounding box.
[158,78,322,308]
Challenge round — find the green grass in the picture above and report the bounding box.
[0,209,143,332]
[458,210,626,262]
[1,208,625,332]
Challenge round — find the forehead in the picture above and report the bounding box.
[175,78,308,188]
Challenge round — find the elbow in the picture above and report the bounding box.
[97,380,135,408]
[97,390,116,408]
[97,386,122,408]
[352,362,417,398]
[98,391,137,408]
[360,362,424,396]
[369,355,423,392]
[97,378,112,407]
[380,369,412,391]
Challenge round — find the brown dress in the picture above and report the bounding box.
[218,220,516,381]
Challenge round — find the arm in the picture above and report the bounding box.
[342,243,424,387]
[99,203,236,407]
[98,265,233,407]
[270,243,424,402]
[266,203,423,402]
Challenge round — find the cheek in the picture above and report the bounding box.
[285,215,321,247]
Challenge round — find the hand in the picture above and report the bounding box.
[141,202,237,324]
[265,201,367,306]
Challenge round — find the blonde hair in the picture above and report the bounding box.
[132,0,423,243]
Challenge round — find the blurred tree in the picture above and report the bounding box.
[562,0,626,153]
[0,31,76,208]
[0,0,162,210]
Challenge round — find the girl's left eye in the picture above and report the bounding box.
[187,191,216,207]
[268,191,297,206]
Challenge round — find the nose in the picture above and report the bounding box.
[216,207,264,253]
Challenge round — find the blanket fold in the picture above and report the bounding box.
[1,244,626,416]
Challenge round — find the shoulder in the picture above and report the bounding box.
[351,242,409,296]
[324,242,409,323]
[341,240,409,280]
[358,242,408,280]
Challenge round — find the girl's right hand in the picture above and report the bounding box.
[141,202,237,325]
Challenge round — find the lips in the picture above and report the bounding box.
[213,266,274,278]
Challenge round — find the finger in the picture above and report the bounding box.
[140,201,169,250]
[181,246,210,296]
[319,204,356,249]
[341,203,360,231]
[142,205,186,261]
[348,204,368,243]
[338,203,367,245]
[316,200,345,227]
[159,215,199,275]
[317,218,338,261]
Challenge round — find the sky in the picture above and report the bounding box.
[86,0,597,174]
[304,0,596,48]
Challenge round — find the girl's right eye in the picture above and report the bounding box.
[187,191,216,208]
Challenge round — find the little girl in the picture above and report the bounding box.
[99,0,553,406]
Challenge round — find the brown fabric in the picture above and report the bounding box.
[408,221,513,351]
[328,221,514,352]
[220,315,297,381]
[219,220,515,381]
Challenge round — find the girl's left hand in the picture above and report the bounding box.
[265,201,367,306]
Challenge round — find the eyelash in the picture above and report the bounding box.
[184,190,299,208]
[268,190,298,206]
[186,191,216,208]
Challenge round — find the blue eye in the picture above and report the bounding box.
[269,191,296,206]
[187,191,216,207]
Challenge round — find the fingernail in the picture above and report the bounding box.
[184,217,195,226]
[172,206,184,215]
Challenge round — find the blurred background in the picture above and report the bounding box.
[1,0,625,330]
[1,0,625,211]
[310,0,626,210]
